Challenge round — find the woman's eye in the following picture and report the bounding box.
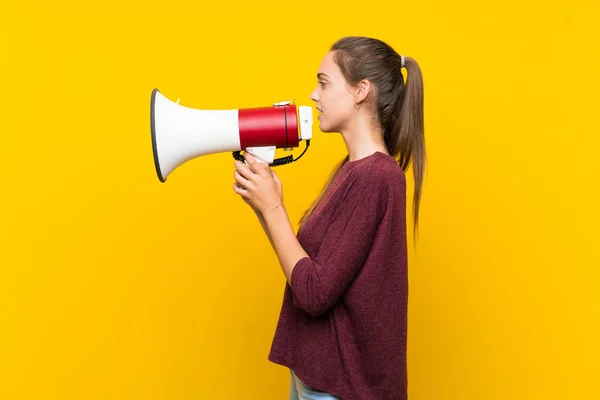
[318,81,326,87]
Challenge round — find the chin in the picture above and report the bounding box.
[318,120,339,133]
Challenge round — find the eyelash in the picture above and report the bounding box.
[318,81,326,87]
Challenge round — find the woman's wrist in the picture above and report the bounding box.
[263,204,284,218]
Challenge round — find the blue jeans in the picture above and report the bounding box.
[289,369,340,399]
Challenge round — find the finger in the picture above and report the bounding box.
[243,151,256,164]
[233,182,249,198]
[234,160,256,181]
[243,152,269,176]
[234,170,252,189]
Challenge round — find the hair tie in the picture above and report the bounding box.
[400,55,405,69]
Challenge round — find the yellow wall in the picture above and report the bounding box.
[1,1,598,399]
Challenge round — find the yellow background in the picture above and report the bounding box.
[1,1,599,399]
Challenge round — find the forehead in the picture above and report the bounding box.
[317,51,339,79]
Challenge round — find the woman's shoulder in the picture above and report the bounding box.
[345,152,405,189]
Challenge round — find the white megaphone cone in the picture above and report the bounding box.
[150,88,313,182]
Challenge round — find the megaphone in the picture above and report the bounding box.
[150,88,313,183]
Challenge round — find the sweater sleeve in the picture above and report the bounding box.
[290,163,388,317]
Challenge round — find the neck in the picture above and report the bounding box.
[339,116,389,162]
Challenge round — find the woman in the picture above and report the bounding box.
[233,36,425,400]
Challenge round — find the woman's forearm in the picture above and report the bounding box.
[254,209,274,248]
[262,206,309,284]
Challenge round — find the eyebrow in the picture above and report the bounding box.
[317,73,330,79]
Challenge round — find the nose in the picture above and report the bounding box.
[310,88,319,102]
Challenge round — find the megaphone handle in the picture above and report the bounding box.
[244,157,268,165]
[245,146,276,164]
[231,139,310,167]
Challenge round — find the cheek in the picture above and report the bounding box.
[321,96,353,130]
[330,94,353,118]
[325,91,343,111]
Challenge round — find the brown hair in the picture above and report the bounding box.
[297,36,426,241]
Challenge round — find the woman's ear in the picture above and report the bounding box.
[355,79,371,105]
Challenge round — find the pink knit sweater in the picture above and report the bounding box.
[268,151,409,400]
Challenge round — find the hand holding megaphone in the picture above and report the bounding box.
[233,151,285,216]
[150,89,312,182]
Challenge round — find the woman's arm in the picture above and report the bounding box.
[253,208,274,248]
[262,206,309,285]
